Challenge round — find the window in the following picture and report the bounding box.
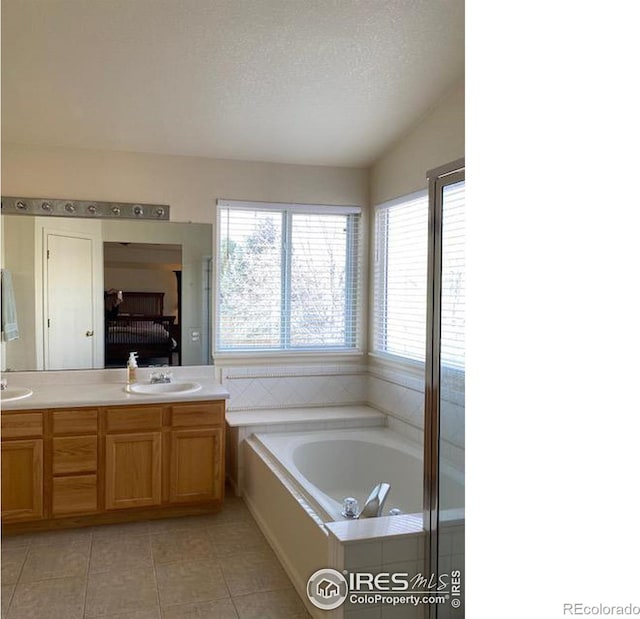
[216,200,361,353]
[373,191,429,363]
[440,179,465,370]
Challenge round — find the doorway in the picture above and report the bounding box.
[44,230,101,369]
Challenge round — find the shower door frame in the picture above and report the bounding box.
[424,158,465,619]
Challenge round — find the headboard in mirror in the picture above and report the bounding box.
[104,291,179,368]
[0,215,213,371]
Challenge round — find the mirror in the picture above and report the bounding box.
[1,214,212,371]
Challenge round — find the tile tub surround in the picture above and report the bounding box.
[220,364,368,412]
[0,366,229,410]
[325,516,426,619]
[0,495,311,619]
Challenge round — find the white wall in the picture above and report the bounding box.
[369,77,464,205]
[1,144,369,224]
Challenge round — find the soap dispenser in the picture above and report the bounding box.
[127,352,138,384]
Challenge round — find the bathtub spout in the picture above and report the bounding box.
[358,483,391,519]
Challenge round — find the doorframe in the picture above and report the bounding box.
[40,225,104,369]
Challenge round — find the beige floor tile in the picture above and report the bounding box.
[147,516,208,535]
[207,521,269,557]
[19,540,90,583]
[85,566,158,618]
[161,598,239,618]
[1,584,15,618]
[8,576,85,619]
[207,500,253,525]
[151,529,217,565]
[1,547,28,585]
[90,535,153,574]
[232,588,309,619]
[27,527,92,548]
[220,550,292,597]
[100,608,161,618]
[91,520,152,540]
[0,534,32,550]
[156,560,229,608]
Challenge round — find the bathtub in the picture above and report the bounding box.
[254,428,464,523]
[241,426,464,617]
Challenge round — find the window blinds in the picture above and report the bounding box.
[373,191,429,362]
[216,201,361,352]
[440,180,465,369]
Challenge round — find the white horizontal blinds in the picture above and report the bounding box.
[218,208,283,349]
[217,201,360,352]
[440,180,465,369]
[374,191,428,362]
[289,213,359,347]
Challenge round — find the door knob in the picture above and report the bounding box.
[85,330,94,337]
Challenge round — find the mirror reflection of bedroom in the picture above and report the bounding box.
[103,242,182,368]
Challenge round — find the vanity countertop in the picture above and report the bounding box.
[0,366,229,411]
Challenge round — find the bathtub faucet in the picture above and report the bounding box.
[358,483,391,519]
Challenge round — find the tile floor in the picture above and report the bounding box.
[0,495,311,618]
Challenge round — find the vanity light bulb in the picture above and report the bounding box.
[134,205,144,216]
[41,202,52,212]
[65,203,75,213]
[87,204,97,214]
[155,207,165,217]
[112,206,121,215]
[16,200,27,210]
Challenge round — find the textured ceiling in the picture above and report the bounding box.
[1,0,464,167]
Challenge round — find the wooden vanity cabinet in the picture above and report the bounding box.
[104,406,163,510]
[169,402,224,503]
[1,399,225,531]
[1,412,44,522]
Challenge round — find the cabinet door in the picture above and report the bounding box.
[105,433,162,510]
[1,439,44,522]
[170,428,223,503]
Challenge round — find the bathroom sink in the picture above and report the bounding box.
[125,382,202,395]
[1,387,34,403]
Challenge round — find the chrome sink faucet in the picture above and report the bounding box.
[150,371,172,384]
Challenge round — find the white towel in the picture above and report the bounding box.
[1,269,20,342]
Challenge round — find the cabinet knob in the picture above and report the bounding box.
[85,330,94,337]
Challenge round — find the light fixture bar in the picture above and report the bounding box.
[1,196,170,220]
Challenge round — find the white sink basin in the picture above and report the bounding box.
[125,381,202,396]
[1,387,34,403]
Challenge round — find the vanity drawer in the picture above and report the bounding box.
[171,402,224,427]
[1,413,44,439]
[52,474,98,516]
[53,436,98,474]
[105,406,163,432]
[52,410,98,435]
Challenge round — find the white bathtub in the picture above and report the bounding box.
[242,426,464,617]
[253,427,464,522]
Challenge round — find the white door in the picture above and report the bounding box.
[45,233,95,369]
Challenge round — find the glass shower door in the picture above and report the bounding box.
[425,161,465,619]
